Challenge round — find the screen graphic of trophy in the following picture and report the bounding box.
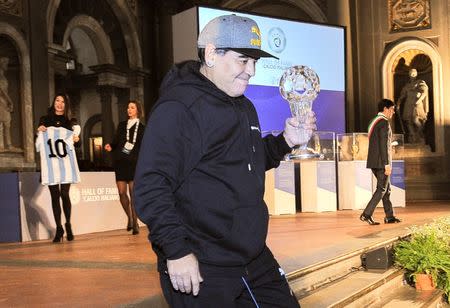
[279,65,320,160]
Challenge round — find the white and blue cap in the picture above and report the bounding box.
[197,14,278,60]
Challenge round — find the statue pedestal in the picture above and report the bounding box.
[401,144,450,200]
[403,143,432,158]
[0,152,35,172]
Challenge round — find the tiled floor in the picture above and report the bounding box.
[0,202,449,307]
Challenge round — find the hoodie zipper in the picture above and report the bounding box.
[244,113,255,172]
[229,98,255,173]
[245,115,265,193]
[240,100,264,189]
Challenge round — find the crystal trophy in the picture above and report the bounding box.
[279,65,320,160]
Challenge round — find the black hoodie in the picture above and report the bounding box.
[134,61,291,270]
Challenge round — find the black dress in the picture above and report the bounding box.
[39,114,77,131]
[110,120,145,181]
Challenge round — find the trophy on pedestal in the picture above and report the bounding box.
[279,65,320,160]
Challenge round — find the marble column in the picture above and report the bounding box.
[97,85,115,153]
[327,0,355,132]
[115,88,129,123]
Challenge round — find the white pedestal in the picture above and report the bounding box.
[299,160,337,212]
[337,160,373,210]
[264,161,296,215]
[374,160,406,208]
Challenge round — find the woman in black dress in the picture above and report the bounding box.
[37,93,80,242]
[104,100,144,234]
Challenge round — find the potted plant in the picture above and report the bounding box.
[394,216,450,300]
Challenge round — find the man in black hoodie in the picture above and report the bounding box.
[134,14,315,307]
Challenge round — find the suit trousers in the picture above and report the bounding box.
[160,247,300,308]
[363,168,394,218]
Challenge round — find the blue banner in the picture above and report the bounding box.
[391,160,405,190]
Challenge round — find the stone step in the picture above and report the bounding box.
[368,284,449,308]
[287,237,403,299]
[123,234,411,307]
[298,268,404,307]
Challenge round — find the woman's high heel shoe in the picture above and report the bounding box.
[65,222,74,241]
[132,223,139,235]
[126,219,132,231]
[53,226,64,243]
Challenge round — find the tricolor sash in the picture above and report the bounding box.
[368,113,388,139]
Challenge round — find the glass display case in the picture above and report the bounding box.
[285,131,336,161]
[337,133,369,161]
[263,130,337,213]
[336,133,406,210]
[336,133,371,210]
[297,131,337,212]
[337,133,405,162]
[263,130,296,215]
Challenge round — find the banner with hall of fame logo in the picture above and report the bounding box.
[18,172,139,242]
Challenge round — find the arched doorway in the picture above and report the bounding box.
[392,52,434,149]
[382,38,443,154]
[45,0,146,169]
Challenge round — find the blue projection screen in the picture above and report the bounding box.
[198,7,346,134]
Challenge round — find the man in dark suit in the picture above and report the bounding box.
[360,99,401,225]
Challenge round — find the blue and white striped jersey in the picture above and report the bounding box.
[35,126,81,185]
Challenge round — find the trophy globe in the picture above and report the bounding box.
[279,65,320,160]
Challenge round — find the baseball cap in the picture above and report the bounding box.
[197,14,278,60]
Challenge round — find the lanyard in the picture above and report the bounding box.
[126,119,139,144]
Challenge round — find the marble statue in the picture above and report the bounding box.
[0,57,14,151]
[396,68,429,143]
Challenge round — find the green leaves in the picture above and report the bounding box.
[394,216,450,299]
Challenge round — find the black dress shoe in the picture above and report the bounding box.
[384,216,401,224]
[360,214,380,225]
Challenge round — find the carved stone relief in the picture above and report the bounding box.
[126,0,137,16]
[0,0,22,16]
[389,0,431,32]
